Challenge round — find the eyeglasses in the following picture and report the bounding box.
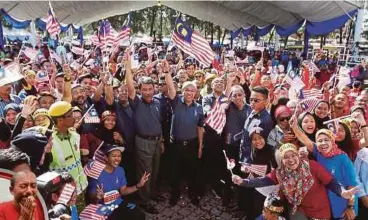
[232,93,243,98]
[278,117,291,122]
[250,98,264,103]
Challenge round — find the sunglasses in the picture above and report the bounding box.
[278,117,291,122]
[250,98,264,103]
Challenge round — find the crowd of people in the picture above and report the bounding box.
[0,38,367,220]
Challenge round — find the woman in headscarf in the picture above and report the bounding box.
[84,110,125,159]
[232,143,357,220]
[231,127,277,219]
[313,100,330,129]
[352,112,368,220]
[3,103,21,130]
[335,121,358,161]
[297,112,317,142]
[33,108,54,130]
[291,115,359,219]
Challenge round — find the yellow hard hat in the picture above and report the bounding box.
[33,108,49,119]
[48,101,72,117]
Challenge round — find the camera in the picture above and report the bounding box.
[37,172,71,219]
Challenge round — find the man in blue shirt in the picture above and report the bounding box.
[169,81,204,206]
[126,56,176,214]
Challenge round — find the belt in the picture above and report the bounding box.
[171,137,198,146]
[137,133,161,141]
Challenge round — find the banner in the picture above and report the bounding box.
[0,62,23,87]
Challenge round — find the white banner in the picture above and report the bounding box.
[0,63,23,87]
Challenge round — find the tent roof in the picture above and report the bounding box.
[0,1,359,29]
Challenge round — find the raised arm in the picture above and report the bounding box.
[62,64,72,103]
[162,60,176,100]
[125,50,136,100]
[289,115,314,152]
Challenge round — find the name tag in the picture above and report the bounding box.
[104,190,120,204]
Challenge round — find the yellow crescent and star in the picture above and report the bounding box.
[176,22,188,38]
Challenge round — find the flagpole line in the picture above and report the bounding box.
[323,114,352,125]
[79,104,95,124]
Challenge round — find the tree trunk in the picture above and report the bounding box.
[339,27,343,44]
[210,23,214,45]
[159,7,163,42]
[217,26,221,43]
[149,7,157,37]
[284,36,289,47]
[221,29,227,44]
[320,36,323,49]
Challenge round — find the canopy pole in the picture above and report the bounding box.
[353,1,366,56]
[241,31,244,49]
[30,20,37,48]
[275,33,280,51]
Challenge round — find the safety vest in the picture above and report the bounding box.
[50,129,88,194]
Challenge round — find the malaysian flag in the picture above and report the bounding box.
[284,69,305,91]
[57,184,76,205]
[84,160,105,179]
[98,20,115,48]
[22,47,38,60]
[50,50,62,64]
[244,164,267,178]
[80,204,105,220]
[299,98,320,113]
[46,2,61,39]
[71,46,84,56]
[93,141,106,164]
[170,18,214,66]
[325,119,340,135]
[114,12,132,46]
[300,88,322,99]
[84,108,101,124]
[0,62,23,87]
[205,98,228,134]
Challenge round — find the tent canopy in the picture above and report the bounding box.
[0,1,360,29]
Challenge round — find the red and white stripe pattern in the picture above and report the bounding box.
[50,50,62,64]
[84,111,101,124]
[91,33,116,48]
[300,98,320,113]
[23,47,38,60]
[46,3,61,39]
[205,98,228,134]
[171,31,214,66]
[71,46,84,56]
[302,88,322,99]
[93,142,106,164]
[80,204,106,220]
[114,26,130,46]
[57,184,76,205]
[284,71,305,91]
[243,164,267,179]
[84,160,105,179]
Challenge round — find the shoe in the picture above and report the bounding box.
[169,195,180,206]
[139,203,159,214]
[190,197,200,206]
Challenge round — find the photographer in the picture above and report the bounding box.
[38,172,78,220]
[0,171,45,220]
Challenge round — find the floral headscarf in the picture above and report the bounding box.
[315,129,345,158]
[276,143,314,214]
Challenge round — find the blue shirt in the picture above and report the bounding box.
[153,93,173,137]
[88,166,127,205]
[112,101,136,149]
[354,148,368,198]
[170,96,204,141]
[223,103,251,144]
[312,144,358,218]
[240,109,273,162]
[129,95,162,136]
